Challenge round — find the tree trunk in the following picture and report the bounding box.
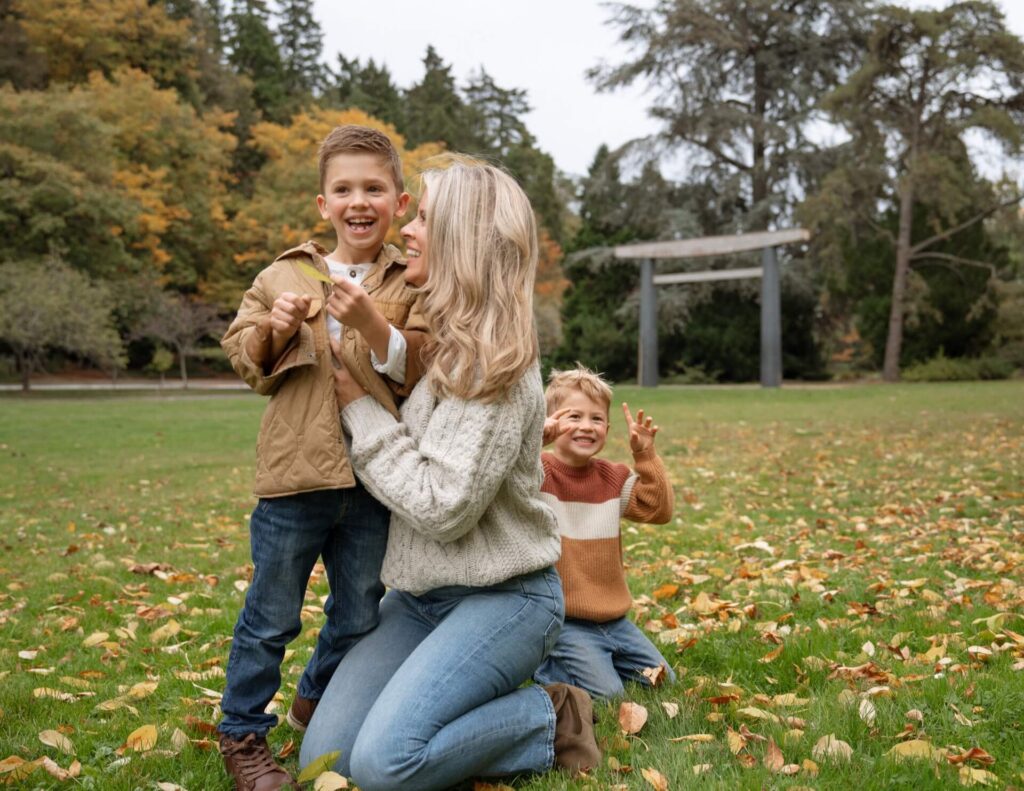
[178,348,189,390]
[883,174,916,382]
[19,354,30,393]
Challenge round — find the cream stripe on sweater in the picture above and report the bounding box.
[341,363,561,595]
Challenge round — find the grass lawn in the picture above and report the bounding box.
[1,381,1022,790]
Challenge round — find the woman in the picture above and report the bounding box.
[298,161,600,790]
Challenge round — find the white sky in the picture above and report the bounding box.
[313,0,1024,179]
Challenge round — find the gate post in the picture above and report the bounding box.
[638,258,658,388]
[760,246,782,388]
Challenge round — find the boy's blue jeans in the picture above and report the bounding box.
[218,484,389,738]
[533,615,676,699]
[298,567,565,791]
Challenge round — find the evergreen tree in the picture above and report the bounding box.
[225,0,289,121]
[276,0,326,99]
[404,46,470,149]
[331,55,406,133]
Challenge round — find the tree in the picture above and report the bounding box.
[0,259,125,391]
[590,0,870,231]
[225,0,289,121]
[821,1,1024,380]
[330,55,406,133]
[275,0,326,99]
[133,292,225,387]
[403,46,470,150]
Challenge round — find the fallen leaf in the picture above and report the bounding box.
[82,632,109,648]
[764,738,785,772]
[661,701,679,719]
[726,727,746,754]
[156,784,187,791]
[652,583,679,601]
[811,734,853,763]
[641,665,667,687]
[641,766,669,790]
[150,620,181,643]
[947,747,996,766]
[38,729,75,754]
[692,763,713,775]
[802,758,819,776]
[619,701,649,735]
[668,733,714,743]
[859,698,877,726]
[314,772,350,790]
[297,751,341,784]
[958,766,999,786]
[124,724,158,752]
[887,739,937,763]
[298,260,334,284]
[128,680,159,699]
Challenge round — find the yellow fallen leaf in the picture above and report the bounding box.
[82,632,109,648]
[959,766,998,786]
[802,758,819,776]
[669,733,714,743]
[33,688,77,702]
[737,706,779,723]
[641,766,669,790]
[887,739,937,763]
[38,730,75,754]
[661,701,679,719]
[156,784,188,791]
[150,620,181,644]
[125,724,158,752]
[297,751,341,783]
[314,772,350,790]
[692,763,713,775]
[727,727,746,754]
[128,681,159,699]
[811,734,853,763]
[0,755,37,781]
[170,728,189,753]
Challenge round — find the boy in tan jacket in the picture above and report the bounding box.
[217,125,427,791]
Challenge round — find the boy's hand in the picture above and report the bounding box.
[622,402,659,454]
[328,277,391,363]
[542,407,573,446]
[269,292,311,362]
[328,277,382,336]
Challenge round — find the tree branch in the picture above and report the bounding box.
[909,251,997,277]
[909,193,1024,255]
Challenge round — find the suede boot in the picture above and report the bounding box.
[544,683,600,773]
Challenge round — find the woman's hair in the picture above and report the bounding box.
[418,160,539,402]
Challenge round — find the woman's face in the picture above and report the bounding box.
[401,187,429,287]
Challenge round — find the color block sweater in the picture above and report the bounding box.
[341,363,561,595]
[541,448,673,622]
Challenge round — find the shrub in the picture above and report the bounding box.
[902,351,1014,382]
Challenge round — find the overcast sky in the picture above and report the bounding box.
[313,0,1024,179]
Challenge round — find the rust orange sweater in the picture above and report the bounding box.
[541,448,673,622]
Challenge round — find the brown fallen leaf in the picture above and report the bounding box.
[958,766,999,786]
[619,701,649,735]
[764,737,785,772]
[947,747,995,766]
[38,729,75,755]
[726,727,747,754]
[641,766,669,790]
[652,583,679,601]
[641,665,667,687]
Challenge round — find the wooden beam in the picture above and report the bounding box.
[614,228,809,260]
[654,266,763,285]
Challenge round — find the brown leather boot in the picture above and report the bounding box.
[544,683,600,773]
[219,733,298,791]
[286,694,318,732]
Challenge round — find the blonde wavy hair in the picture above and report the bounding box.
[417,160,539,402]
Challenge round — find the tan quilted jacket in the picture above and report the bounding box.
[221,240,428,497]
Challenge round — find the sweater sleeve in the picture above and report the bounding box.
[621,447,674,524]
[341,388,524,543]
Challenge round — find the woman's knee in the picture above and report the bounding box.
[350,733,419,791]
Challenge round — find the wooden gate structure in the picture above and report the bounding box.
[614,228,810,388]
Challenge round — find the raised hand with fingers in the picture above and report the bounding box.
[621,402,659,454]
[542,407,574,446]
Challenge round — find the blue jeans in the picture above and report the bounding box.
[533,616,677,699]
[299,567,564,791]
[218,484,389,738]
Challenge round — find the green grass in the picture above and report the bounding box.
[1,381,1022,789]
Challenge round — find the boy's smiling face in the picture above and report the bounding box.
[551,390,609,467]
[316,152,410,262]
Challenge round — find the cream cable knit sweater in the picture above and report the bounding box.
[341,363,561,595]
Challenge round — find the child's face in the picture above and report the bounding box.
[551,390,609,467]
[400,187,429,287]
[316,153,410,262]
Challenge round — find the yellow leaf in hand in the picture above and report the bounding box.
[298,261,333,285]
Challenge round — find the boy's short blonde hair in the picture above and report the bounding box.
[545,363,613,415]
[317,125,404,193]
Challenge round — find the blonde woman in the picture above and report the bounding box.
[298,162,600,789]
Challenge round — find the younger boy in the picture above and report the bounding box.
[534,363,676,699]
[218,125,427,791]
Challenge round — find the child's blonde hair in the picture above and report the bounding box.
[317,125,404,192]
[545,363,613,415]
[418,161,539,403]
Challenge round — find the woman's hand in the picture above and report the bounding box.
[330,337,369,407]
